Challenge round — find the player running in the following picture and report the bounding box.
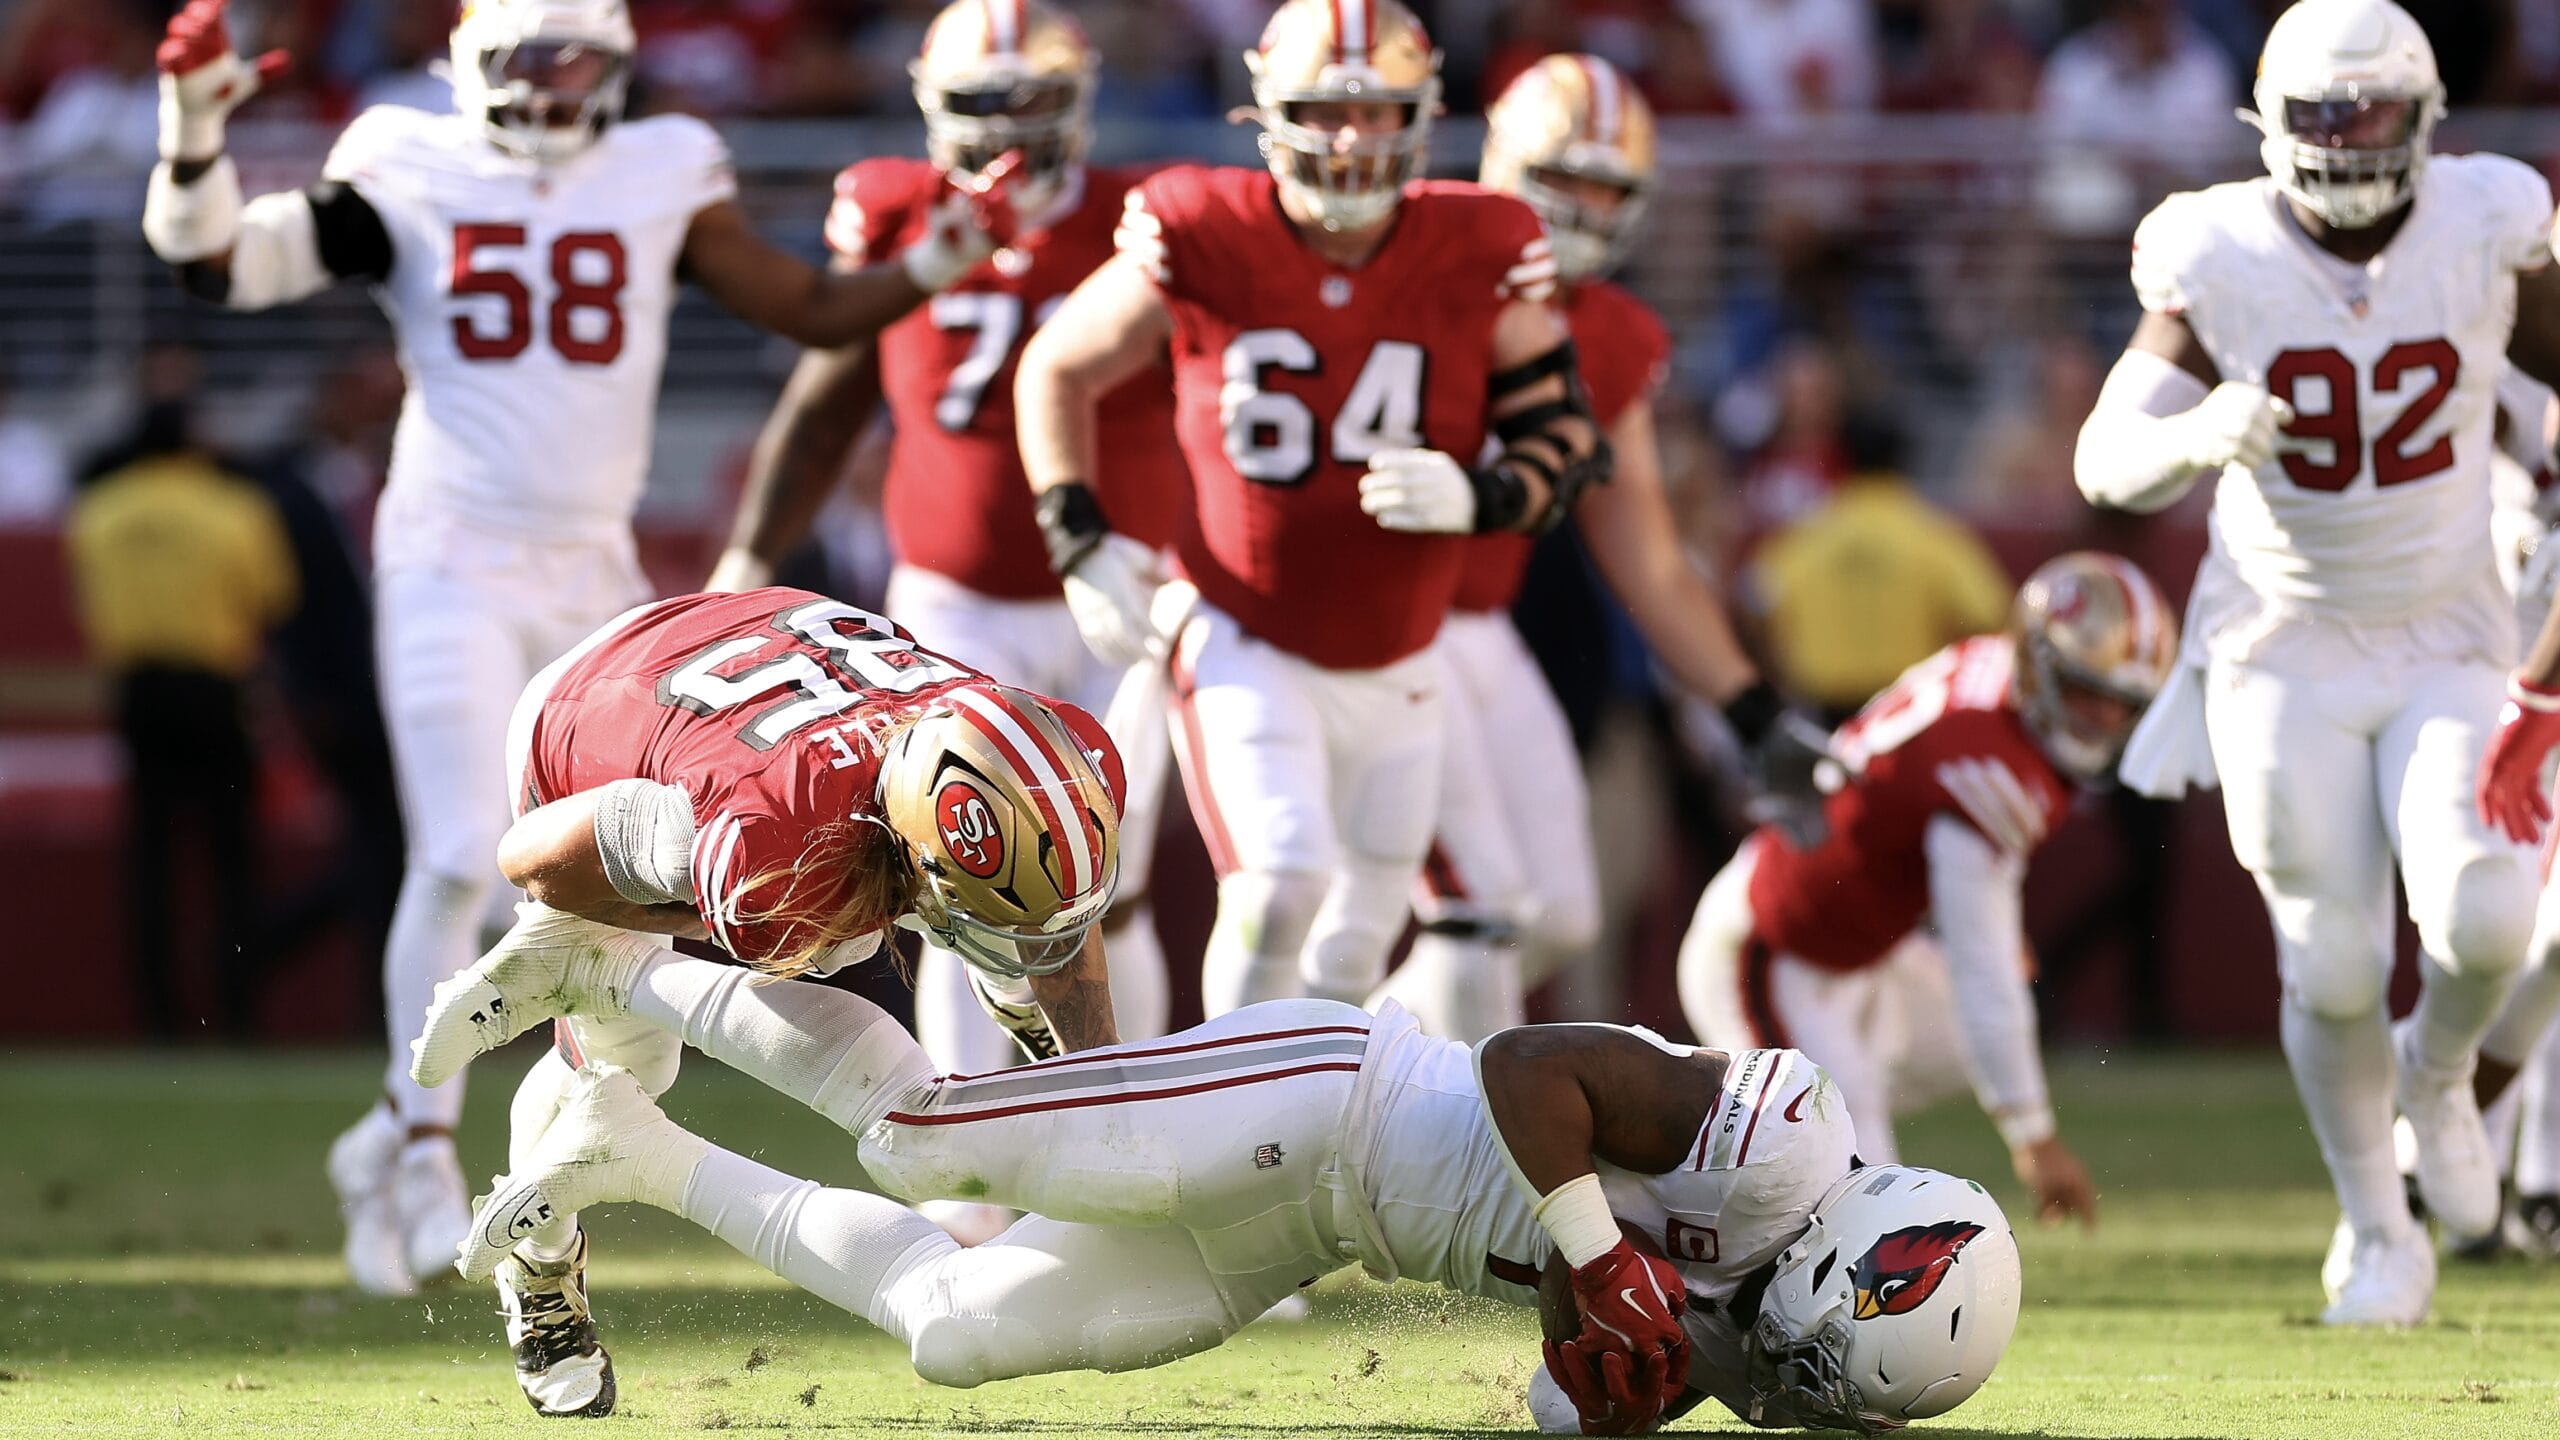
[1376,54,1825,1041]
[1680,554,2177,1231]
[704,0,1186,1101]
[414,934,2020,1436]
[457,585,1126,1414]
[140,0,1026,1304]
[2073,0,2560,1323]
[1016,0,1612,1018]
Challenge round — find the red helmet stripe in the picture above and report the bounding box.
[947,686,1101,899]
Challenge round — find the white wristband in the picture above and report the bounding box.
[1995,1106,2058,1151]
[1532,1172,1622,1270]
[143,157,245,264]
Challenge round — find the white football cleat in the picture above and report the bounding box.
[2320,1218,2434,1327]
[2391,1019,2499,1240]
[393,1136,473,1285]
[411,903,657,1089]
[459,1065,705,1283]
[326,1106,415,1297]
[497,1228,617,1417]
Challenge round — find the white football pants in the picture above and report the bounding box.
[373,518,648,1130]
[1167,601,1445,1015]
[2483,882,2560,1197]
[884,565,1173,1076]
[1371,611,1601,1042]
[1676,842,1971,1163]
[2205,651,2537,1232]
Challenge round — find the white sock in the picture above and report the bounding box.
[678,1143,953,1339]
[2519,1024,2560,1196]
[2410,953,2512,1078]
[625,954,937,1136]
[379,870,489,1127]
[2282,999,2406,1232]
[1102,904,1170,1042]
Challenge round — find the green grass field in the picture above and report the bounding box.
[2,1044,2556,1438]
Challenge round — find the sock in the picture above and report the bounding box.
[679,1143,953,1339]
[2282,999,2406,1233]
[626,954,937,1136]
[2410,952,2512,1078]
[2519,1024,2560,1196]
[380,870,489,1128]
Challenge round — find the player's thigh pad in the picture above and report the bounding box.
[860,999,1367,1235]
[1317,644,1445,869]
[905,1218,1252,1387]
[1677,843,1764,1048]
[376,565,544,880]
[1451,615,1600,953]
[1168,605,1336,876]
[2382,659,2537,974]
[1422,630,1531,925]
[886,566,1069,693]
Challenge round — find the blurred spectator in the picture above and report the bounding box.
[1956,332,2105,522]
[1482,0,1588,107]
[18,0,159,225]
[0,369,72,523]
[1877,0,2040,113]
[352,2,456,115]
[1084,0,1220,124]
[1639,12,1736,114]
[0,0,115,119]
[1682,0,1878,126]
[1718,338,1853,528]
[1747,416,2010,720]
[66,346,301,1038]
[2035,0,2237,184]
[629,0,805,116]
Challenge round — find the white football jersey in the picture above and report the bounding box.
[1336,1006,1854,1314]
[2132,155,2555,620]
[322,106,736,551]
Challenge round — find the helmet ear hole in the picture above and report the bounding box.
[1810,1249,1838,1293]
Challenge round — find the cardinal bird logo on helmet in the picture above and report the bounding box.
[1850,1220,1986,1320]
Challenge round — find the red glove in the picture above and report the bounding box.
[1566,1241,1689,1401]
[157,0,289,86]
[1544,1336,1676,1435]
[2478,674,2560,844]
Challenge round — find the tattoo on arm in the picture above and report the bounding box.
[1029,934,1121,1052]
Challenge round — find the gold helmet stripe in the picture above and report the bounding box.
[985,0,1021,55]
[947,685,1102,898]
[1332,0,1371,66]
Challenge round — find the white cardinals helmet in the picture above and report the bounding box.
[2244,0,2445,228]
[450,0,636,165]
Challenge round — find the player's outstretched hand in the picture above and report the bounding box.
[1743,709,1837,849]
[1061,533,1165,668]
[157,0,290,162]
[2479,672,2560,843]
[1359,448,1477,534]
[902,150,1026,292]
[1544,1336,1674,1435]
[2012,1135,2099,1234]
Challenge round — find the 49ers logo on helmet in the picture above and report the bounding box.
[1849,1220,1985,1320]
[936,780,1006,879]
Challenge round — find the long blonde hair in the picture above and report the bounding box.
[725,711,927,978]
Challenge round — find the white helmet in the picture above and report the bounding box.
[1746,1166,2021,1435]
[2245,0,2445,229]
[451,0,637,166]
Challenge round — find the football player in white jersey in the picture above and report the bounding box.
[410,926,2022,1435]
[2074,0,2560,1325]
[139,0,1027,1332]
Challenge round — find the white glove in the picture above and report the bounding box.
[704,547,774,593]
[899,153,1024,293]
[155,0,290,162]
[2176,382,2293,474]
[1358,448,1477,534]
[1062,534,1165,667]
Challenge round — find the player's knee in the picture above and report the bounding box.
[909,1309,1217,1389]
[2266,894,2389,1021]
[2420,858,2537,979]
[1215,869,1329,959]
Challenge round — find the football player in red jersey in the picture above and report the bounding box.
[1377,55,1821,1041]
[423,587,1127,1415]
[1679,554,2180,1231]
[704,0,1184,1115]
[1016,0,1619,1017]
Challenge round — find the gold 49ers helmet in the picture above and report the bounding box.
[2010,552,2178,783]
[913,0,1098,215]
[1244,0,1443,233]
[880,682,1123,979]
[1483,54,1657,281]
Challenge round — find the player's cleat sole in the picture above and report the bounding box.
[394,1135,473,1285]
[327,1105,416,1298]
[460,1066,706,1283]
[411,904,655,1089]
[497,1228,617,1418]
[2320,1218,2434,1327]
[2391,1020,2499,1242]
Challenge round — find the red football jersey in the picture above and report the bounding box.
[1119,166,1558,668]
[828,160,1187,599]
[1452,278,1673,614]
[1746,637,2071,972]
[523,589,993,969]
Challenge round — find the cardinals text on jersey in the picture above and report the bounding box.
[2132,153,2556,618]
[1117,166,1558,669]
[1746,636,2070,972]
[828,158,1187,597]
[323,104,736,546]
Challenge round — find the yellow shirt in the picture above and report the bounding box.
[66,454,299,679]
[1753,475,2012,712]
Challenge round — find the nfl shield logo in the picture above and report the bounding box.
[1320,276,1353,309]
[1254,1143,1286,1169]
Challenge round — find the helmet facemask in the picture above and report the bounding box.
[2249,86,2439,229]
[2016,635,2159,783]
[915,65,1097,221]
[1509,160,1650,280]
[1250,86,1440,233]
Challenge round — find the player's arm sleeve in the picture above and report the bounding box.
[2072,195,2226,508]
[1923,812,2054,1148]
[662,114,741,215]
[144,160,386,307]
[591,779,701,907]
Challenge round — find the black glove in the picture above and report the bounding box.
[1723,683,1835,849]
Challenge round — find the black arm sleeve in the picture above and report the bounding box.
[307,180,394,283]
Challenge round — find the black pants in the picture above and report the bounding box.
[117,666,260,1038]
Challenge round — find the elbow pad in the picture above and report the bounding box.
[146,159,336,310]
[1487,345,1612,531]
[592,779,700,907]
